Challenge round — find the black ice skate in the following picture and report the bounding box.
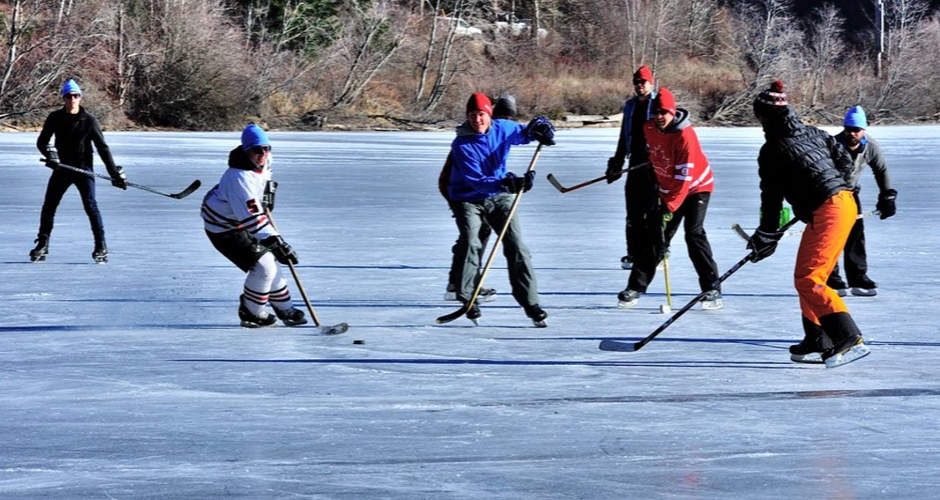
[617,288,641,308]
[29,234,49,262]
[274,306,308,326]
[849,275,877,297]
[525,304,548,328]
[239,295,277,328]
[465,301,481,326]
[701,290,724,310]
[92,241,108,263]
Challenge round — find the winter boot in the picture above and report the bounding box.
[274,306,307,326]
[819,312,870,368]
[850,275,877,297]
[617,288,641,308]
[524,304,548,328]
[29,234,50,262]
[239,295,277,328]
[92,240,108,263]
[701,290,724,310]
[790,317,825,363]
[827,274,848,297]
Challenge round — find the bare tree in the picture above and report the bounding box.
[805,3,845,108]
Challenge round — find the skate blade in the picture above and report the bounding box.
[790,352,824,364]
[617,300,638,309]
[701,299,723,311]
[850,287,877,297]
[532,319,548,328]
[320,322,349,335]
[824,343,871,368]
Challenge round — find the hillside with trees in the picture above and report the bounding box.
[1,0,938,130]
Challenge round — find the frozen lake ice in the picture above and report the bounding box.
[1,124,938,498]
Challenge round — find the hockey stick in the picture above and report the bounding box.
[600,217,801,352]
[40,159,201,199]
[661,253,672,313]
[436,144,543,324]
[546,162,649,194]
[731,210,880,242]
[264,209,348,335]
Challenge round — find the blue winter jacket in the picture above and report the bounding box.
[447,118,533,202]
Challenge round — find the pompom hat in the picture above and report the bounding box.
[753,79,789,118]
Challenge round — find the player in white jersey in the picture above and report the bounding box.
[201,124,306,327]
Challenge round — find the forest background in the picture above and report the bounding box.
[1,0,938,131]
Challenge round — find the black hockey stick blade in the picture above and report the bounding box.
[166,179,202,199]
[546,173,570,192]
[436,303,470,324]
[598,339,640,352]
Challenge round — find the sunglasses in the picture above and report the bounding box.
[250,145,272,154]
[845,126,864,133]
[653,109,671,116]
[64,94,81,99]
[633,79,648,85]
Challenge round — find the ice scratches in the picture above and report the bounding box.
[472,387,940,407]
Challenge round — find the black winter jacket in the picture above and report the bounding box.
[757,110,854,231]
[36,107,117,173]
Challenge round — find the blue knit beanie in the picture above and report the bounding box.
[241,123,270,150]
[61,79,82,97]
[843,105,867,129]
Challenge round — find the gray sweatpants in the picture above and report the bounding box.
[452,193,539,308]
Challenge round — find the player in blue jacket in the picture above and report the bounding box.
[446,92,555,326]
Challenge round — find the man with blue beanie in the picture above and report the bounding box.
[201,123,307,327]
[31,79,128,263]
[826,105,897,297]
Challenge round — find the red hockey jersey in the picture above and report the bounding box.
[643,110,713,213]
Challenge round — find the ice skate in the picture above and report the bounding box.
[789,339,823,364]
[465,301,481,326]
[617,288,641,308]
[701,290,724,310]
[827,274,849,297]
[238,295,277,328]
[29,235,49,262]
[92,241,108,263]
[823,337,870,368]
[849,276,877,297]
[620,255,633,270]
[525,304,548,328]
[274,306,307,326]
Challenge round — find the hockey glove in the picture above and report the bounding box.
[501,171,535,193]
[43,146,60,168]
[525,116,556,146]
[263,180,278,212]
[747,229,783,262]
[876,189,897,219]
[261,235,299,265]
[108,166,128,190]
[606,156,625,183]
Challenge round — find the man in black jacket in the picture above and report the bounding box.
[748,80,870,368]
[32,79,127,263]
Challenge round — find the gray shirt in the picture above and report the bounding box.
[835,131,892,193]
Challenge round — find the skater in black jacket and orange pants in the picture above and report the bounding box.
[747,80,870,368]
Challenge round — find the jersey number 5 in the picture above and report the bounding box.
[246,198,261,214]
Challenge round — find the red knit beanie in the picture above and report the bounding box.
[653,87,677,114]
[633,65,653,84]
[466,92,493,117]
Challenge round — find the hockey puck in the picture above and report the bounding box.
[352,339,365,345]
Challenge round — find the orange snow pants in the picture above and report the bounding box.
[794,190,858,325]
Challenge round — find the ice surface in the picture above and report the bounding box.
[1,124,938,498]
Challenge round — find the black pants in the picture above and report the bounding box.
[624,164,658,257]
[829,192,867,286]
[629,192,719,293]
[38,168,105,243]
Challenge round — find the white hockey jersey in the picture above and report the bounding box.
[201,152,278,239]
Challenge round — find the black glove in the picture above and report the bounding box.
[606,156,624,183]
[261,235,299,265]
[108,166,127,190]
[263,180,278,211]
[876,189,897,219]
[525,116,555,146]
[43,147,60,168]
[501,171,535,193]
[747,229,784,262]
